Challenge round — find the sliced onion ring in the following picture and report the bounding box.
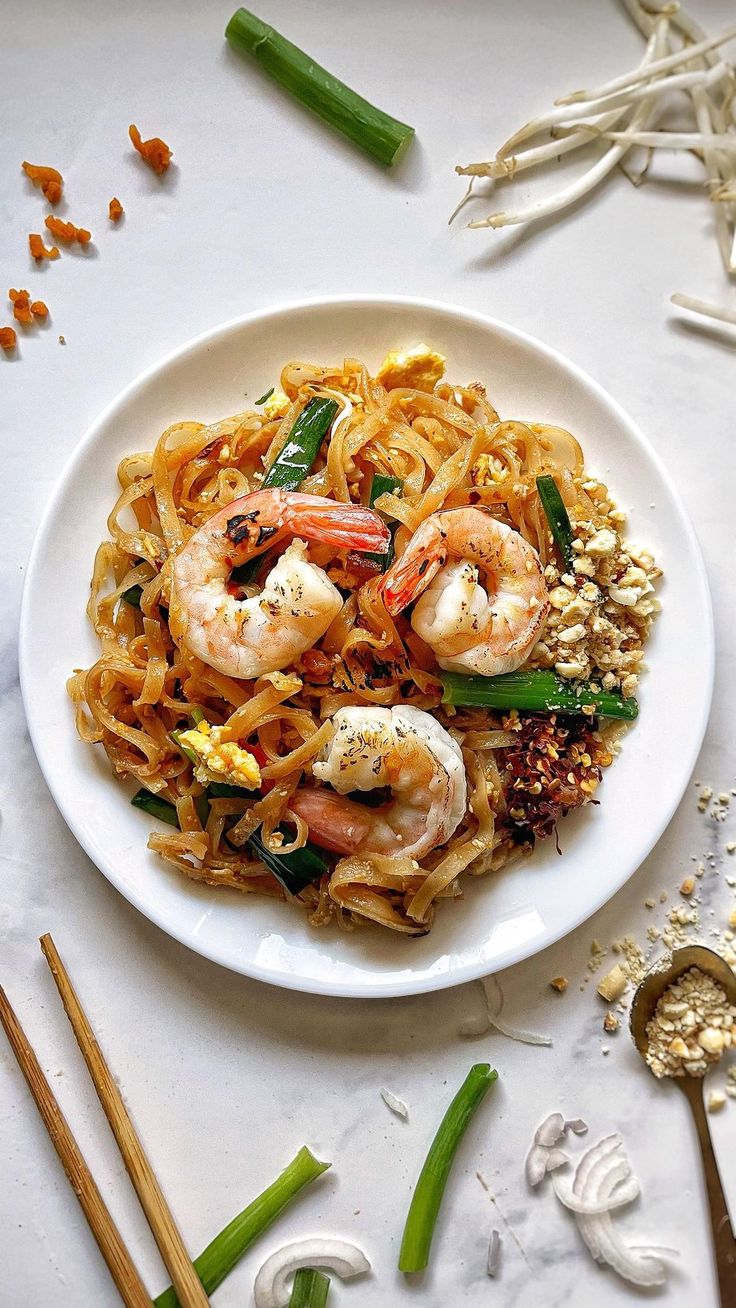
[254,1238,371,1308]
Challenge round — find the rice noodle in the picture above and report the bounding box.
[68,352,642,935]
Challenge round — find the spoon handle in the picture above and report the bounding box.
[682,1079,736,1305]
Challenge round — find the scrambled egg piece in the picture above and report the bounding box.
[471,452,506,486]
[376,343,446,392]
[262,389,290,421]
[178,720,261,790]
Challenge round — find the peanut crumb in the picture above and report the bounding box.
[597,963,628,1003]
[0,326,17,351]
[109,197,124,222]
[707,1090,726,1113]
[549,976,568,993]
[680,877,695,897]
[603,1011,620,1033]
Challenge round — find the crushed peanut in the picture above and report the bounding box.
[603,1011,620,1033]
[22,161,63,204]
[707,1090,726,1113]
[645,967,736,1078]
[549,976,568,993]
[528,489,660,696]
[108,197,124,222]
[129,123,172,174]
[597,963,628,1003]
[0,327,17,351]
[680,877,695,897]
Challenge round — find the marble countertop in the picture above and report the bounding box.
[2,2,736,1304]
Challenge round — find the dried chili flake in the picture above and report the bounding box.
[29,233,59,261]
[108,196,124,222]
[0,327,17,352]
[45,215,92,246]
[497,712,612,843]
[128,124,172,175]
[8,290,48,324]
[22,161,63,205]
[9,289,33,325]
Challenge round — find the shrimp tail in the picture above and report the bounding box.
[382,544,444,616]
[283,493,391,553]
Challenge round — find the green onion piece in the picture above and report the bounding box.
[366,472,402,570]
[231,396,339,584]
[225,9,415,166]
[288,1268,331,1308]
[256,386,275,405]
[130,789,179,827]
[399,1063,498,1274]
[154,1146,330,1308]
[208,781,256,798]
[536,474,573,569]
[170,728,199,766]
[261,396,339,493]
[440,668,638,720]
[194,792,211,828]
[248,827,328,896]
[189,706,206,725]
[121,584,143,608]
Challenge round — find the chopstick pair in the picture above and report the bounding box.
[0,933,210,1308]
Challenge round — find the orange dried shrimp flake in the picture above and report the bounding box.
[22,161,63,205]
[0,327,17,352]
[8,289,48,324]
[108,197,124,222]
[29,233,60,261]
[45,215,92,246]
[129,124,172,175]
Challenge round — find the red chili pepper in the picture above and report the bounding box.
[244,741,274,792]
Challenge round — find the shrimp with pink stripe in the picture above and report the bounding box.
[172,488,389,679]
[381,506,549,677]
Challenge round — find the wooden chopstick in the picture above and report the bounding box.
[0,983,154,1308]
[40,934,210,1308]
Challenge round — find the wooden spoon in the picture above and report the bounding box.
[629,944,736,1305]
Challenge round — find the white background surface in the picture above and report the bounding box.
[2,2,736,1306]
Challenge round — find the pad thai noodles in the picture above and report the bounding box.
[68,344,661,936]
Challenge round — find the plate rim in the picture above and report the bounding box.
[19,293,715,997]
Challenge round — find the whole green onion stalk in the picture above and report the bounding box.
[440,668,638,719]
[399,1063,498,1274]
[225,9,415,166]
[154,1146,330,1308]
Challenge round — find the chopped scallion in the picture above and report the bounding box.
[225,9,415,166]
[536,474,573,569]
[130,789,179,827]
[154,1147,330,1308]
[256,386,275,405]
[440,668,638,719]
[170,728,199,766]
[399,1063,498,1273]
[248,827,327,896]
[231,396,338,584]
[121,584,143,608]
[366,472,402,570]
[288,1267,331,1308]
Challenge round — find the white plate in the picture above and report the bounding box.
[20,295,713,998]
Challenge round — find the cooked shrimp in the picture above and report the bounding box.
[172,489,389,679]
[290,705,467,859]
[381,506,549,677]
